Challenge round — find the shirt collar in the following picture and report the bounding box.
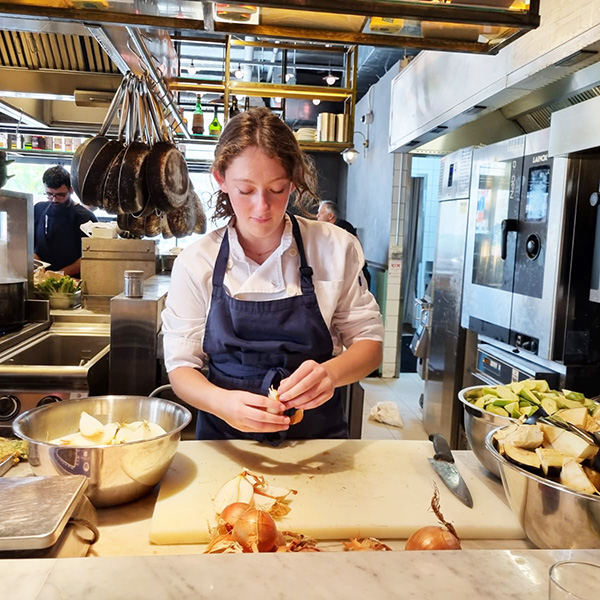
[227,213,293,263]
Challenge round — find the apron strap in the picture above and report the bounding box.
[288,213,314,294]
[211,230,230,289]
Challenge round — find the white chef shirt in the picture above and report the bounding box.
[161,214,384,373]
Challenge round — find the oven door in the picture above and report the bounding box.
[510,131,568,360]
[461,134,525,343]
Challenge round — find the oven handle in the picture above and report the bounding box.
[501,219,519,260]
[470,370,502,387]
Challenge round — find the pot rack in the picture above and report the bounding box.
[0,0,541,153]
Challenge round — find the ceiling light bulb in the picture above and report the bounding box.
[188,59,197,75]
[324,73,339,86]
[285,73,293,82]
[274,97,282,104]
[234,65,244,79]
[342,147,359,165]
[312,99,321,106]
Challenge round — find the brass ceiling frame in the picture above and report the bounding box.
[0,0,540,54]
[211,0,541,26]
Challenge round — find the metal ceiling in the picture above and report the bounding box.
[0,29,118,74]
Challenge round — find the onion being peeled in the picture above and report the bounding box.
[232,507,279,552]
[405,526,461,551]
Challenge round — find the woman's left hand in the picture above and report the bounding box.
[277,360,335,410]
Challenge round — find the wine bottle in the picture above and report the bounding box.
[192,95,204,135]
[229,96,240,119]
[209,107,222,137]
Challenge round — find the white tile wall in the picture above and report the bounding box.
[382,152,411,378]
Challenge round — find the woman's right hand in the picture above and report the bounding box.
[217,389,290,433]
[169,367,290,434]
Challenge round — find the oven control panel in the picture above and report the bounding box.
[0,390,88,434]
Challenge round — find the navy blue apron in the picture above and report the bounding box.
[34,202,81,273]
[199,213,348,444]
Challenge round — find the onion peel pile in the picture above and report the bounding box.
[404,484,462,551]
[343,537,393,552]
[212,468,297,517]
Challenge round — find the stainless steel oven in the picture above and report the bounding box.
[461,129,600,395]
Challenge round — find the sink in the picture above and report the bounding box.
[0,330,110,393]
[0,334,109,367]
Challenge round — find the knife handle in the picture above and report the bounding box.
[429,433,454,463]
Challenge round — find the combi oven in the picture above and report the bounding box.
[461,129,600,394]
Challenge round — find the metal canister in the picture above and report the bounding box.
[123,270,144,298]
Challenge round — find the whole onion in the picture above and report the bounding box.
[232,507,279,552]
[219,502,251,531]
[405,526,461,551]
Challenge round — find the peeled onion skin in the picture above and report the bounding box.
[232,508,280,553]
[405,526,461,551]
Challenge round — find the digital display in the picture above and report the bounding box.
[525,166,550,221]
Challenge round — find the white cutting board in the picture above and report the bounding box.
[150,440,524,544]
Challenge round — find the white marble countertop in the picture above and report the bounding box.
[2,445,600,599]
[2,548,600,599]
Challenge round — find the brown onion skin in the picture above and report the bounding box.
[232,508,279,552]
[405,526,461,551]
[219,502,251,530]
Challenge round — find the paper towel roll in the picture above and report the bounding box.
[335,114,348,143]
[317,113,336,142]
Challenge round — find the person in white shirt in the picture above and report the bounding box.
[161,107,384,443]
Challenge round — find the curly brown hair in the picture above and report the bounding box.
[211,107,319,221]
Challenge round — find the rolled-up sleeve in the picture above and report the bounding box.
[330,235,384,349]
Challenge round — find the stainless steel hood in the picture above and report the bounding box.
[389,1,600,155]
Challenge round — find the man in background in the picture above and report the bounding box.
[317,200,371,290]
[34,165,97,277]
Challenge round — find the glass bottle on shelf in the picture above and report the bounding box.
[209,107,222,137]
[244,96,250,111]
[176,108,188,134]
[192,95,204,135]
[229,96,240,119]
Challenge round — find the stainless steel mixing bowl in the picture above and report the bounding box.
[459,385,514,478]
[485,428,600,549]
[13,395,192,507]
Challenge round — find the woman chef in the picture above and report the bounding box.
[161,108,384,443]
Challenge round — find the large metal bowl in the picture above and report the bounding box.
[13,396,192,507]
[485,428,600,549]
[458,385,514,478]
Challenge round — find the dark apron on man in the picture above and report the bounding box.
[199,213,348,444]
[34,201,82,272]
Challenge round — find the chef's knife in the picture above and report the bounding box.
[428,433,474,509]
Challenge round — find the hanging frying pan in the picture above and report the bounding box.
[102,82,134,215]
[144,210,162,237]
[191,190,207,234]
[131,83,158,219]
[144,83,189,212]
[167,188,198,238]
[160,213,174,239]
[71,76,128,199]
[80,82,130,208]
[118,80,151,215]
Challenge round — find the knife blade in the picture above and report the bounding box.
[428,433,474,509]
